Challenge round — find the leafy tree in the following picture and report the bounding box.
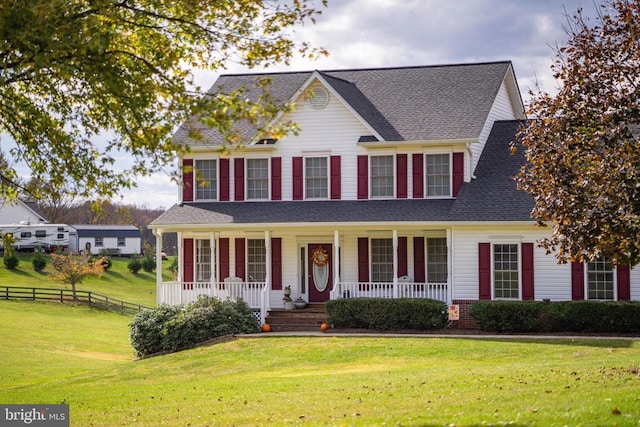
[516,0,640,266]
[141,244,155,273]
[1,233,19,270]
[49,253,106,300]
[0,0,327,202]
[32,245,47,272]
[128,255,143,274]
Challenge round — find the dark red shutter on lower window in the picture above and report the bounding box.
[235,238,245,280]
[182,158,193,202]
[397,154,407,199]
[398,237,408,277]
[271,157,281,201]
[234,158,245,201]
[183,238,194,283]
[521,243,534,300]
[413,237,425,283]
[617,264,631,301]
[357,237,369,282]
[219,158,230,201]
[571,261,584,300]
[478,242,491,300]
[218,238,229,281]
[412,154,424,198]
[357,155,368,199]
[330,155,341,200]
[452,152,464,197]
[292,157,303,200]
[271,237,282,290]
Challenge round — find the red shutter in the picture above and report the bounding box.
[571,261,584,300]
[219,159,230,201]
[413,237,425,283]
[617,264,631,301]
[292,157,303,200]
[234,158,245,201]
[478,242,491,300]
[218,238,229,280]
[182,158,193,202]
[452,152,464,197]
[235,238,245,280]
[357,155,368,199]
[330,155,341,200]
[271,157,282,201]
[398,236,408,277]
[397,154,408,199]
[357,237,369,282]
[183,238,194,283]
[521,243,535,300]
[412,154,424,198]
[271,237,282,290]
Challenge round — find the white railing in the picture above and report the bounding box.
[331,282,448,303]
[160,281,265,309]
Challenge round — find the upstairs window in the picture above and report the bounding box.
[493,244,519,299]
[586,259,614,300]
[246,159,269,200]
[195,159,217,200]
[370,155,394,198]
[426,154,450,197]
[305,157,328,199]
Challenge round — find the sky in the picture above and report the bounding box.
[116,0,590,209]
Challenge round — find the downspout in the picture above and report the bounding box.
[466,142,476,180]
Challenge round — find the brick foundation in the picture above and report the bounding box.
[449,300,479,329]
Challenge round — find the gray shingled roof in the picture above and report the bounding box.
[174,61,515,146]
[151,120,534,228]
[72,224,141,238]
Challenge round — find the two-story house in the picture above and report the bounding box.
[149,61,640,326]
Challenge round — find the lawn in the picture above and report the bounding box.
[0,253,171,306]
[0,300,639,426]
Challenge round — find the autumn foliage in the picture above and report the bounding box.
[49,253,106,299]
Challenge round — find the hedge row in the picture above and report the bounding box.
[326,298,448,331]
[469,300,640,333]
[129,296,260,357]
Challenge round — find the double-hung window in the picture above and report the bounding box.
[305,157,328,199]
[247,239,266,282]
[426,237,448,283]
[117,237,126,247]
[95,237,104,247]
[370,155,394,198]
[246,159,269,200]
[371,238,393,282]
[195,239,211,282]
[493,244,519,299]
[586,259,614,300]
[425,154,451,197]
[195,159,217,200]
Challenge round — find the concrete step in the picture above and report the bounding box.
[266,305,328,332]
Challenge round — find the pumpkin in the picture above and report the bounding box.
[320,323,330,332]
[261,324,271,332]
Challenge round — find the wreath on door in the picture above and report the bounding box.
[312,246,328,267]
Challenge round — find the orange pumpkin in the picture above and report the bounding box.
[320,323,330,332]
[261,324,271,332]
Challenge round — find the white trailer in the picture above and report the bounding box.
[0,223,71,252]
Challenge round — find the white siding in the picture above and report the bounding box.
[629,266,640,300]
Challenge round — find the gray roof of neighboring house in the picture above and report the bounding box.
[151,120,534,228]
[72,225,141,238]
[174,61,519,146]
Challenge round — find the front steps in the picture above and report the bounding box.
[265,303,327,332]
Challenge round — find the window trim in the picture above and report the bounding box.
[369,154,396,199]
[491,242,521,300]
[584,259,617,301]
[424,152,453,199]
[245,158,271,201]
[194,158,219,201]
[303,155,329,200]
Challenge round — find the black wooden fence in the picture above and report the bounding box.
[0,286,152,316]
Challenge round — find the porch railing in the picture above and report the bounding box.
[160,281,266,309]
[330,282,448,303]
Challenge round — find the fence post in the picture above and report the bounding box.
[121,301,124,314]
[32,288,36,301]
[60,290,63,303]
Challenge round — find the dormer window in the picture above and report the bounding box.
[426,154,451,197]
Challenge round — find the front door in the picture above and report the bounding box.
[308,243,332,303]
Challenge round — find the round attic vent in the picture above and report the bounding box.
[306,86,329,109]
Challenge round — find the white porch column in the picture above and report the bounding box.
[154,230,163,306]
[392,229,399,299]
[333,230,340,294]
[209,232,216,296]
[447,228,453,305]
[177,232,183,282]
[264,230,271,288]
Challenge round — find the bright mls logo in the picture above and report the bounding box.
[0,405,68,426]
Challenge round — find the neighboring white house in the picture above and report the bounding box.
[0,199,47,224]
[149,62,640,327]
[70,225,142,256]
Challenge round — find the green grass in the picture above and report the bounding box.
[0,300,639,426]
[0,253,172,306]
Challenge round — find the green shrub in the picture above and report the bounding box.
[469,301,545,333]
[326,298,448,331]
[129,296,260,357]
[97,249,113,271]
[127,256,142,274]
[32,246,47,272]
[3,253,19,270]
[141,253,155,273]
